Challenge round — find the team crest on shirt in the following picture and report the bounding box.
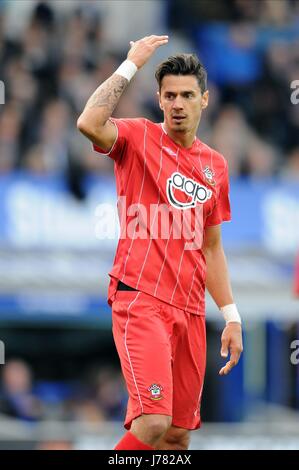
[166,171,212,210]
[148,384,163,401]
[203,166,216,186]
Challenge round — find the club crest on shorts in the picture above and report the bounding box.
[203,166,216,186]
[148,383,163,401]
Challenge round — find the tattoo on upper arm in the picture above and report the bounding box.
[86,75,128,118]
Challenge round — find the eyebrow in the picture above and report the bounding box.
[164,90,196,95]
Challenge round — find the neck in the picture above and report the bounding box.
[162,122,196,148]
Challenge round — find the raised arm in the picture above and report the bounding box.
[77,35,168,152]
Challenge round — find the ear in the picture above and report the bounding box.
[157,91,163,111]
[201,90,209,109]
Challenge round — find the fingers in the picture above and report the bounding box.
[220,329,243,375]
[219,347,242,375]
[130,35,169,47]
[219,360,236,376]
[145,35,169,43]
[148,35,169,44]
[220,336,229,358]
[230,349,241,366]
[152,39,169,50]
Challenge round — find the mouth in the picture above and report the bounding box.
[171,116,186,123]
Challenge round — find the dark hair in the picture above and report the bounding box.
[155,54,207,94]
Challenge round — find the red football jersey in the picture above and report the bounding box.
[93,118,231,315]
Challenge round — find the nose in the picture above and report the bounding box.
[172,96,184,110]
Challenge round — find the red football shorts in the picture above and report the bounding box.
[112,289,206,430]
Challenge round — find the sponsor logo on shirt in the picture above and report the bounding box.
[167,171,212,210]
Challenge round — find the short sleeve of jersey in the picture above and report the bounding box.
[92,118,144,161]
[205,160,231,226]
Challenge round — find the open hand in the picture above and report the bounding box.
[127,35,169,69]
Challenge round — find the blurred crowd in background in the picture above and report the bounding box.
[0,358,127,424]
[0,0,299,201]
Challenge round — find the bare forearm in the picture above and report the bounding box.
[83,74,129,126]
[204,245,234,308]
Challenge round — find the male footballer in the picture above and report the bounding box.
[77,35,243,450]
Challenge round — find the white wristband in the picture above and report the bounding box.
[220,304,242,325]
[115,60,138,82]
